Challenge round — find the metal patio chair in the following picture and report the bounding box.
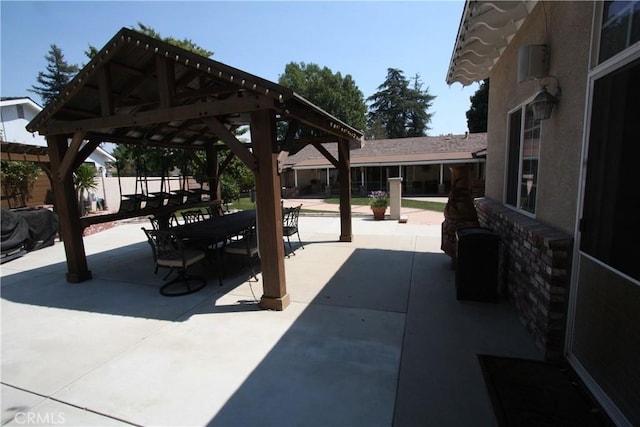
[282,204,304,256]
[141,227,207,296]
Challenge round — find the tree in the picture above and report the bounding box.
[367,68,436,139]
[278,62,367,137]
[466,79,489,133]
[0,161,42,208]
[85,23,213,60]
[29,44,79,106]
[135,23,213,57]
[74,164,98,215]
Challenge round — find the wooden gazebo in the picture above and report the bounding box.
[26,28,363,310]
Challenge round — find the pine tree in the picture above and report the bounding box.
[29,44,79,106]
[367,68,435,139]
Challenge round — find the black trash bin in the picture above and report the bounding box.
[455,227,499,302]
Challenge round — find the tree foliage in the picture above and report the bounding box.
[1,161,43,208]
[466,79,489,133]
[29,44,79,106]
[135,23,213,57]
[366,68,435,139]
[278,62,367,137]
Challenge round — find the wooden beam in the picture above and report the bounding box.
[47,135,92,283]
[86,133,210,150]
[156,56,175,108]
[252,109,289,310]
[72,139,101,171]
[338,138,353,242]
[200,116,257,171]
[280,103,362,141]
[97,63,114,116]
[186,149,204,168]
[58,130,86,180]
[218,151,235,176]
[42,93,271,136]
[311,142,339,168]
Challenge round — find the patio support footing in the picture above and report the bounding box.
[260,293,290,311]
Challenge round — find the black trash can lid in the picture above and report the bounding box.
[456,227,499,239]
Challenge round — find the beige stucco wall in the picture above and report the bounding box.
[486,2,594,234]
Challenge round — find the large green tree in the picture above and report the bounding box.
[278,62,367,136]
[366,68,435,139]
[466,79,489,133]
[29,44,79,106]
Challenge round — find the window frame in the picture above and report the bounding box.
[504,96,542,217]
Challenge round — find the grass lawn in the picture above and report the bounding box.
[324,197,446,213]
[176,196,446,215]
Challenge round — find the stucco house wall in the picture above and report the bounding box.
[486,2,593,235]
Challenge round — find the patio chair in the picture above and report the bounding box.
[141,227,207,296]
[282,204,304,256]
[223,223,259,281]
[206,203,225,218]
[148,216,160,230]
[168,212,179,227]
[181,209,205,224]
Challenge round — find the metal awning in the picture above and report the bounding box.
[447,0,538,86]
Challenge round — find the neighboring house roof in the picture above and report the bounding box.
[1,96,116,163]
[0,97,43,110]
[447,0,538,86]
[285,133,487,169]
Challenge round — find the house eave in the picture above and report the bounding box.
[446,0,538,86]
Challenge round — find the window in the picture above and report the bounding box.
[599,0,640,63]
[581,58,640,281]
[506,103,541,214]
[16,105,24,119]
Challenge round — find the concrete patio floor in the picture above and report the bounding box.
[1,211,541,426]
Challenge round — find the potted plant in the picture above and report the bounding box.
[369,190,389,220]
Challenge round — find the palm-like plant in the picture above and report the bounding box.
[74,164,98,215]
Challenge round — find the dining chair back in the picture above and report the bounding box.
[224,222,259,281]
[181,209,205,224]
[141,227,207,296]
[282,204,304,256]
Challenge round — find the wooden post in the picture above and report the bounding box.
[205,144,220,201]
[47,135,92,282]
[338,138,353,242]
[251,110,289,310]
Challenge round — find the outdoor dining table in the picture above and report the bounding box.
[171,209,256,244]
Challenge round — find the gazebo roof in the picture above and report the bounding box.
[27,27,363,149]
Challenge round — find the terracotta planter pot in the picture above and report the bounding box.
[371,206,387,220]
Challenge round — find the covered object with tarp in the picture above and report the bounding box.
[1,208,58,263]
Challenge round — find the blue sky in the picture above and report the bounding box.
[1,0,477,137]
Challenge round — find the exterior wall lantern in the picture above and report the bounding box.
[531,78,560,121]
[518,44,561,121]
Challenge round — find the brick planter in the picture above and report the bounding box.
[475,198,573,361]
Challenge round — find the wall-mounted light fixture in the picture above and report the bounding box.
[531,75,561,121]
[518,44,561,120]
